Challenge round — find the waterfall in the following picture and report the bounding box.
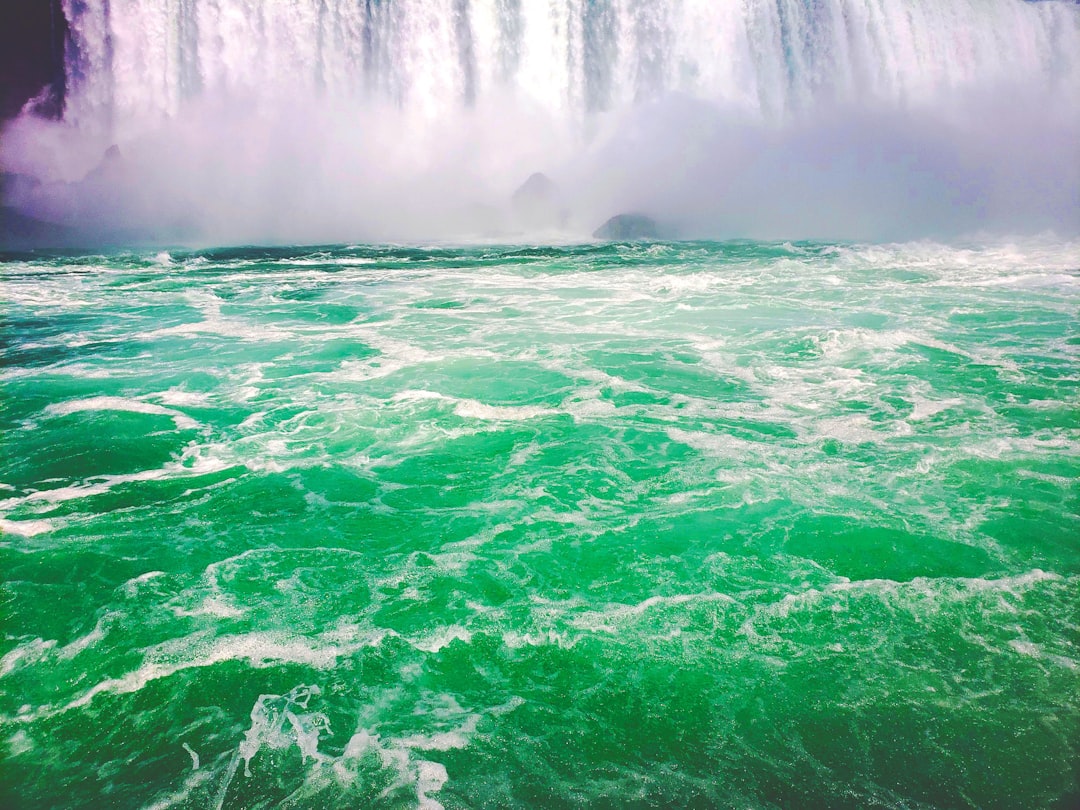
[59,0,1080,138]
[4,1,1078,243]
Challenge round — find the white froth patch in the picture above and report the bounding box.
[908,397,964,421]
[231,686,474,810]
[814,328,914,358]
[813,415,885,444]
[1008,639,1078,669]
[6,730,34,756]
[6,447,231,509]
[122,570,166,596]
[44,396,198,430]
[961,436,1079,460]
[666,427,761,458]
[394,389,451,403]
[573,592,736,633]
[647,273,717,295]
[1008,640,1042,657]
[156,389,212,407]
[411,626,472,653]
[63,632,373,711]
[332,337,469,383]
[238,411,266,429]
[741,569,1069,640]
[147,294,292,341]
[137,769,216,810]
[1,362,115,381]
[398,712,480,752]
[416,761,450,810]
[0,518,54,537]
[181,742,200,770]
[563,393,618,420]
[454,400,556,420]
[0,638,57,677]
[171,596,246,619]
[58,617,110,659]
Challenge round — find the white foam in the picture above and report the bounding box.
[1008,639,1078,669]
[122,570,166,596]
[237,412,266,429]
[961,435,1079,460]
[170,596,246,619]
[410,626,472,653]
[1,362,118,381]
[0,638,57,678]
[226,685,479,809]
[1,445,231,510]
[813,327,916,358]
[146,294,293,342]
[0,518,54,537]
[813,415,886,444]
[416,761,450,810]
[454,400,556,420]
[138,769,215,810]
[332,338,447,382]
[393,389,451,403]
[562,392,618,420]
[156,390,212,407]
[666,427,761,458]
[57,616,110,659]
[43,396,199,430]
[908,395,965,421]
[239,685,329,776]
[62,632,380,712]
[398,712,480,752]
[6,730,33,756]
[572,592,736,633]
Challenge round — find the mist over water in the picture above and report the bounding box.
[2,0,1079,243]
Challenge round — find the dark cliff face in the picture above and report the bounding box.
[0,0,67,121]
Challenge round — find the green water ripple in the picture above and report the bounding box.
[2,239,1079,808]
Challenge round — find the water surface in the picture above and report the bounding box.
[2,240,1078,808]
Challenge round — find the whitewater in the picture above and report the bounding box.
[2,2,1080,809]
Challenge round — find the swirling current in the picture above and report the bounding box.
[1,239,1078,808]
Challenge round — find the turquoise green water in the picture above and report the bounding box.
[1,240,1078,809]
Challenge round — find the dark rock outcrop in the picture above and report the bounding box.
[592,213,673,241]
[0,0,67,121]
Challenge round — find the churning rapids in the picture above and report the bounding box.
[2,239,1079,809]
[2,3,1080,810]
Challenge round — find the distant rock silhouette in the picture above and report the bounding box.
[0,0,67,121]
[82,144,125,184]
[593,213,673,241]
[511,172,565,229]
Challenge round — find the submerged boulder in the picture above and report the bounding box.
[592,213,672,241]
